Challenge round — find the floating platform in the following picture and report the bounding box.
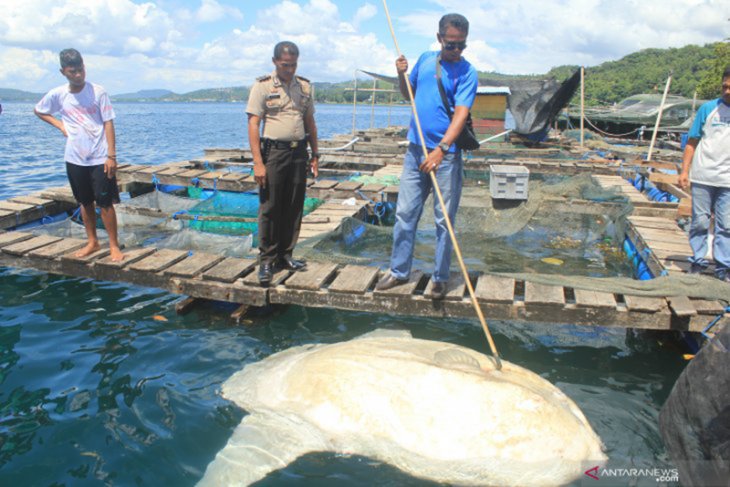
[0,229,724,331]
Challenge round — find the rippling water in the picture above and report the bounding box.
[0,102,686,486]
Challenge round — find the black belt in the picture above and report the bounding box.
[262,138,306,150]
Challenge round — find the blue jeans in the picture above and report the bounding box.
[389,143,463,282]
[689,182,730,277]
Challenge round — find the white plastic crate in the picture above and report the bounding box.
[489,165,530,200]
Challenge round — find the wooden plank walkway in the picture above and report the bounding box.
[1,230,726,332]
[0,192,77,230]
[626,215,715,276]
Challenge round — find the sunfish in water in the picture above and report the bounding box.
[199,329,607,486]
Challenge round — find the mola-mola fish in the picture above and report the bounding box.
[199,329,606,486]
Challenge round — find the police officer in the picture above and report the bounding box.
[247,41,319,285]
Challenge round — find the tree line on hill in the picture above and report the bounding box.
[2,41,726,106]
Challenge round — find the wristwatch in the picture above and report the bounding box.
[438,142,450,153]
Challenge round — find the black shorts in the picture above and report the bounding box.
[66,162,120,208]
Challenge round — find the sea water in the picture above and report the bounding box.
[0,102,686,485]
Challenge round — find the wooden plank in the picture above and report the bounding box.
[156,166,192,176]
[423,272,465,301]
[175,296,199,315]
[29,238,87,259]
[61,247,110,264]
[128,249,189,273]
[474,274,515,303]
[525,282,565,305]
[2,235,62,256]
[691,300,727,315]
[333,181,363,191]
[574,289,617,309]
[0,232,34,248]
[202,257,256,282]
[624,295,666,313]
[176,169,208,179]
[96,247,156,268]
[241,265,290,287]
[164,252,224,278]
[10,196,54,206]
[220,172,248,182]
[199,171,228,181]
[668,296,697,317]
[310,180,339,190]
[328,265,379,294]
[373,270,422,297]
[0,201,33,212]
[359,183,386,192]
[282,262,338,291]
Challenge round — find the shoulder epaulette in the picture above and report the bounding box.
[256,75,271,82]
[295,75,310,83]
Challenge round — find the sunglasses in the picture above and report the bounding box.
[442,40,467,51]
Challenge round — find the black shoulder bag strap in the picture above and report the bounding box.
[435,54,453,119]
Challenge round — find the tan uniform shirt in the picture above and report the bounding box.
[246,70,315,141]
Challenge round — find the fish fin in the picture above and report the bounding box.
[356,329,413,340]
[434,348,482,371]
[198,412,327,486]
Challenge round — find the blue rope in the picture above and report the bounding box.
[191,177,200,188]
[701,306,730,346]
[152,174,160,190]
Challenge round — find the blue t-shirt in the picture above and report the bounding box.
[687,98,730,187]
[407,51,478,152]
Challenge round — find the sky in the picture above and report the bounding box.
[0,0,727,95]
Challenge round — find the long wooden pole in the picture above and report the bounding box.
[580,66,585,149]
[351,72,358,135]
[647,73,672,162]
[370,78,377,128]
[382,0,502,369]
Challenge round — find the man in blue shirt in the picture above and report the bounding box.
[678,66,730,281]
[375,13,478,298]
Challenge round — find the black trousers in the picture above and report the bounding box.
[258,144,308,264]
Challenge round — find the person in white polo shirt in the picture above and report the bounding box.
[679,66,730,281]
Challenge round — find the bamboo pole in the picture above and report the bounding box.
[351,72,358,135]
[580,66,585,149]
[692,90,697,113]
[647,73,672,162]
[382,0,502,369]
[370,78,377,128]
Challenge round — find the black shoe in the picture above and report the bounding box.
[689,263,705,275]
[431,281,447,300]
[375,273,408,291]
[277,257,307,271]
[258,262,273,286]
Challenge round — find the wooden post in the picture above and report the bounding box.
[647,73,673,162]
[370,78,377,128]
[692,90,697,113]
[580,66,585,149]
[388,92,393,127]
[351,73,358,135]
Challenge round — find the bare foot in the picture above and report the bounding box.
[110,246,125,262]
[75,242,101,258]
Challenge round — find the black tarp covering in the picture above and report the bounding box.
[481,69,581,139]
[360,68,581,140]
[659,323,730,487]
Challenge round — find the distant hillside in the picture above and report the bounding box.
[2,41,724,106]
[163,86,249,102]
[113,89,174,101]
[0,88,43,101]
[545,43,720,105]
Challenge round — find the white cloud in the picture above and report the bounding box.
[195,0,244,23]
[400,0,726,74]
[353,3,377,28]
